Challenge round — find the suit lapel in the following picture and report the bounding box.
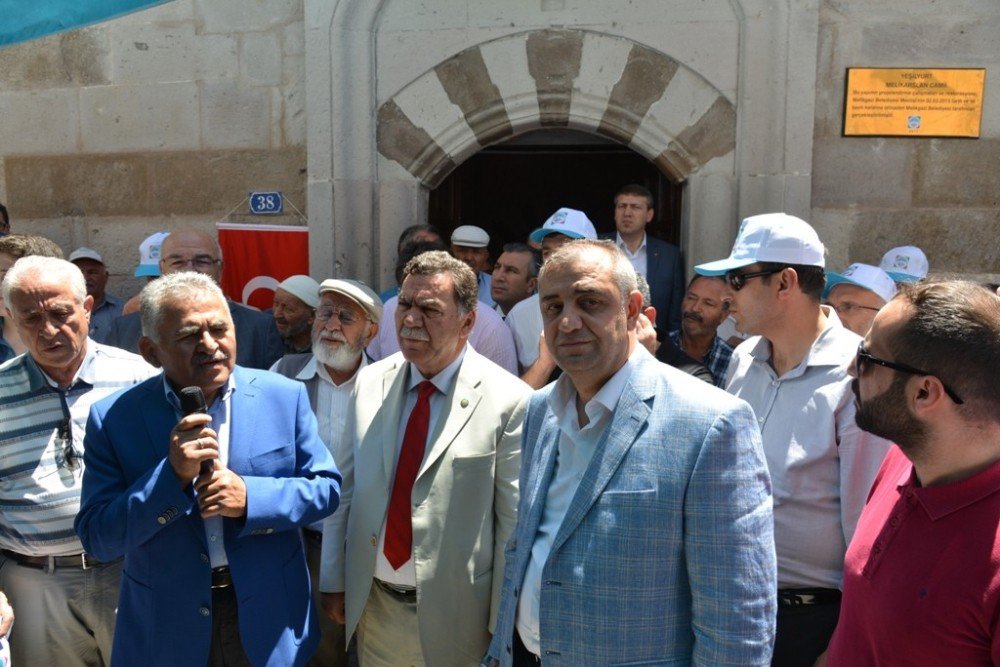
[138,376,179,469]
[380,359,408,482]
[647,242,662,279]
[418,357,481,479]
[519,410,560,548]
[226,368,259,475]
[550,371,653,554]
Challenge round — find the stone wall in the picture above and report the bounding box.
[1,0,998,294]
[0,0,307,298]
[811,0,1000,280]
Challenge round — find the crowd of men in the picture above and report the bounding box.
[0,187,999,667]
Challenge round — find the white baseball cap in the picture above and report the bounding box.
[135,231,169,277]
[879,245,928,282]
[695,213,825,276]
[529,208,597,244]
[319,279,382,324]
[276,275,320,309]
[450,225,490,248]
[824,263,897,303]
[69,247,104,264]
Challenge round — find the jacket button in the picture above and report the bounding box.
[200,553,209,564]
[157,516,167,525]
[199,606,210,617]
[370,535,377,547]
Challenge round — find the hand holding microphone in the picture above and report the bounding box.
[168,387,219,487]
[175,386,248,518]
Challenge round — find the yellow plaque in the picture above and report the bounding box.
[843,68,985,137]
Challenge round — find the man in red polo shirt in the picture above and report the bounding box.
[821,280,1000,665]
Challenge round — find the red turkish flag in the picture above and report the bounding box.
[217,223,309,310]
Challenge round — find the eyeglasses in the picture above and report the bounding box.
[164,255,220,271]
[855,342,964,404]
[315,306,367,327]
[726,268,784,291]
[54,418,80,471]
[831,302,881,315]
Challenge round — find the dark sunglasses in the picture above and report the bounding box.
[726,268,784,291]
[55,418,81,470]
[855,342,963,405]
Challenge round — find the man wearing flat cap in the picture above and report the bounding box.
[272,274,320,355]
[69,247,124,344]
[273,278,381,666]
[450,225,495,306]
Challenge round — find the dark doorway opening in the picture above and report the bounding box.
[428,129,683,259]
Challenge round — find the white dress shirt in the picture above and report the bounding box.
[516,345,642,654]
[373,346,468,587]
[615,232,648,278]
[724,307,892,589]
[505,293,542,369]
[296,355,367,532]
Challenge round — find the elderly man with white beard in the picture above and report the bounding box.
[272,278,382,667]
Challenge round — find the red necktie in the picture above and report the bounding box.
[384,380,436,569]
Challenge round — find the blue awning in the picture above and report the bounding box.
[0,1,175,47]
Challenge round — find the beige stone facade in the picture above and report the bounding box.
[1,0,997,297]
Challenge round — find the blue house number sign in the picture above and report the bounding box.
[249,191,283,215]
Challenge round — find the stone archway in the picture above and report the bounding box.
[375,29,735,190]
[304,0,820,288]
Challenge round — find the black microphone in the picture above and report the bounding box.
[179,386,214,476]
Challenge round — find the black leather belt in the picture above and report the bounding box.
[777,587,842,607]
[211,566,233,589]
[374,578,416,602]
[1,548,106,571]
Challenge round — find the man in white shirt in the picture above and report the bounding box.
[695,213,893,667]
[273,278,382,667]
[506,207,596,387]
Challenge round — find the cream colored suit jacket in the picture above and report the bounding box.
[320,347,530,666]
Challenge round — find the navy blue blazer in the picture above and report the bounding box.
[105,299,284,370]
[76,367,342,667]
[600,232,685,333]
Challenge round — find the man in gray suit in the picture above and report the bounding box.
[485,240,776,666]
[105,229,284,369]
[321,251,531,666]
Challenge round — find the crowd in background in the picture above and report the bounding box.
[1,188,999,666]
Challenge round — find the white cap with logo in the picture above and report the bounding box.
[824,263,898,303]
[528,208,597,244]
[879,245,928,282]
[695,213,825,276]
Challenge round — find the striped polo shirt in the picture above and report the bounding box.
[0,341,155,556]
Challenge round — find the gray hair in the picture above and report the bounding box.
[402,250,479,314]
[140,271,229,342]
[635,273,652,309]
[2,256,86,306]
[539,239,638,303]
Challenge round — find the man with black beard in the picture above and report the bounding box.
[272,278,382,667]
[820,281,1000,666]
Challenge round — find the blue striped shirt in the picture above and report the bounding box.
[0,341,154,556]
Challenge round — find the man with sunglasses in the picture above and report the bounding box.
[821,281,1000,665]
[0,256,154,666]
[695,213,892,667]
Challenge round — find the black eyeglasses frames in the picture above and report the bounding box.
[855,343,963,405]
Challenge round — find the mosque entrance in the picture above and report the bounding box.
[428,129,683,258]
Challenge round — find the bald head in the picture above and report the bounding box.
[159,229,223,283]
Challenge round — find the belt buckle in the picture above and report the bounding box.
[80,553,89,570]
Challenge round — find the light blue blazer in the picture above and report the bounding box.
[76,367,342,667]
[486,351,777,665]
